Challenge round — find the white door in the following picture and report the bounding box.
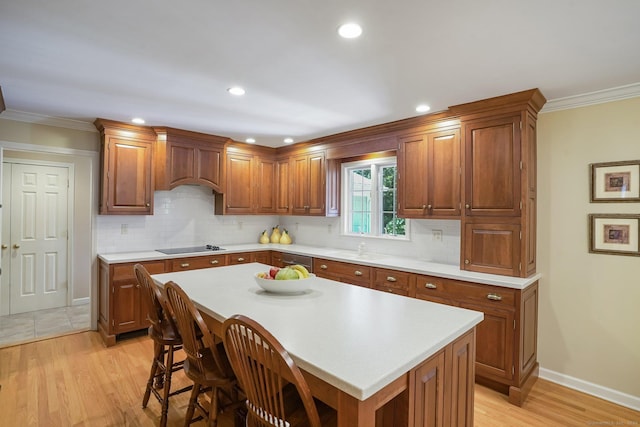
[5,162,69,314]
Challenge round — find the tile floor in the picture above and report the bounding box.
[0,304,90,347]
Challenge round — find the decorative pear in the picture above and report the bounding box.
[279,229,292,244]
[259,230,269,244]
[270,226,281,243]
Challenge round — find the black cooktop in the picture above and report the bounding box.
[156,245,225,255]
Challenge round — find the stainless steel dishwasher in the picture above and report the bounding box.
[280,253,313,273]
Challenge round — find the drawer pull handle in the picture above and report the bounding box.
[210,260,219,265]
[237,257,245,262]
[354,270,363,276]
[487,293,502,301]
[320,264,328,270]
[180,263,190,268]
[386,276,397,282]
[425,283,437,289]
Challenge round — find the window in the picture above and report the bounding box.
[342,157,408,238]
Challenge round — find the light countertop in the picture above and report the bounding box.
[152,263,484,400]
[98,243,541,290]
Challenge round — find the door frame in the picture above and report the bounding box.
[1,158,75,315]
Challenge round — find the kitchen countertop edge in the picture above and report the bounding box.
[98,243,541,290]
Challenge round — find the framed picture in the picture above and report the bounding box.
[590,160,640,202]
[589,214,640,256]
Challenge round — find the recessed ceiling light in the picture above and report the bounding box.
[284,138,294,144]
[131,117,145,124]
[227,86,246,96]
[338,23,362,39]
[416,104,431,113]
[245,138,256,144]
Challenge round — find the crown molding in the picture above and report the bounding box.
[0,109,97,132]
[541,82,640,113]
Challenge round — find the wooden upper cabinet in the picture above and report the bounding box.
[95,119,156,215]
[398,127,461,218]
[215,144,277,215]
[153,127,226,192]
[291,151,326,215]
[463,115,521,217]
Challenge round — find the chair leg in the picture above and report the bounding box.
[208,387,219,427]
[143,341,163,408]
[185,383,201,427]
[159,344,175,427]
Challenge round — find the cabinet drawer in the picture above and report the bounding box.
[374,268,411,292]
[415,274,515,307]
[229,252,253,265]
[113,261,165,280]
[373,283,409,296]
[314,259,371,281]
[170,255,227,271]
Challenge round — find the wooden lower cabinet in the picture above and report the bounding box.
[98,259,166,346]
[414,273,538,406]
[373,268,412,296]
[228,250,271,265]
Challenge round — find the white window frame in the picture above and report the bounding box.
[341,157,410,240]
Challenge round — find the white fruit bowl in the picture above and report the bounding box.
[254,273,316,294]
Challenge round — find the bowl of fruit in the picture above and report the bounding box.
[254,264,315,294]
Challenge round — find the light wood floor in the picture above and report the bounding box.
[0,331,638,426]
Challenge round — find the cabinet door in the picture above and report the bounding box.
[448,330,475,427]
[461,301,515,382]
[429,129,461,217]
[224,153,254,214]
[255,156,276,213]
[252,251,271,264]
[103,136,154,214]
[463,221,521,276]
[275,158,291,214]
[167,142,196,187]
[397,133,429,217]
[413,349,446,427]
[112,278,143,334]
[196,145,223,190]
[291,155,309,215]
[291,152,325,215]
[307,153,325,215]
[463,115,521,216]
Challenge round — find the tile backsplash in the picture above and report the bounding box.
[96,185,460,264]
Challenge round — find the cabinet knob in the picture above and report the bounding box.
[464,259,470,265]
[388,288,394,293]
[320,264,328,269]
[210,260,219,265]
[13,244,20,249]
[237,257,245,262]
[386,276,397,282]
[354,270,363,276]
[487,293,503,301]
[1,244,7,249]
[422,204,426,209]
[465,204,470,209]
[427,204,432,209]
[180,263,190,268]
[425,283,437,289]
[146,203,150,207]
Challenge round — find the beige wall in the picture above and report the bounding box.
[0,119,99,303]
[537,97,640,397]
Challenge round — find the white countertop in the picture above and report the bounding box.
[152,263,484,400]
[99,243,541,289]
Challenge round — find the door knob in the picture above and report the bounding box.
[13,244,21,249]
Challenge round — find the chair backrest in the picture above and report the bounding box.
[163,281,232,379]
[222,314,322,427]
[134,263,176,334]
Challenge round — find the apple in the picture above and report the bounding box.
[269,267,280,279]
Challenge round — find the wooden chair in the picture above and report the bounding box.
[222,314,336,427]
[163,281,239,427]
[134,264,192,427]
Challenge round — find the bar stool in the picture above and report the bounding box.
[134,264,192,427]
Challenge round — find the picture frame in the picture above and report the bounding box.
[590,160,640,202]
[589,214,640,256]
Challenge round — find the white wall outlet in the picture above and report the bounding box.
[121,224,128,235]
[432,229,443,242]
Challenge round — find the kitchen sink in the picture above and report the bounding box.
[156,245,225,255]
[329,251,386,261]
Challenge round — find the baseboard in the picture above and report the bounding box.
[539,367,640,411]
[72,297,90,306]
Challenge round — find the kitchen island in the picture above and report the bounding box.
[152,262,484,427]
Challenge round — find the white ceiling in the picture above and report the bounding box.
[1,1,639,147]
